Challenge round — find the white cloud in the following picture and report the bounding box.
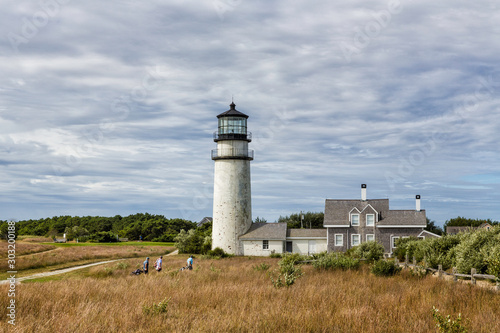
[0,1,499,224]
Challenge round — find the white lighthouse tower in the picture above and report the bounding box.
[211,102,253,255]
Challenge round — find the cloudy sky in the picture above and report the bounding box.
[1,1,499,226]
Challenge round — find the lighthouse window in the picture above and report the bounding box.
[218,117,247,135]
[262,240,269,250]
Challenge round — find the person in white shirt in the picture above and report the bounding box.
[155,256,162,272]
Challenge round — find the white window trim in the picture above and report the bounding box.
[418,236,425,240]
[366,234,375,242]
[351,234,361,247]
[334,234,344,246]
[263,240,269,250]
[366,214,375,227]
[351,214,360,226]
[348,207,361,219]
[391,236,400,248]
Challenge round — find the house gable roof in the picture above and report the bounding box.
[376,210,426,227]
[324,198,426,227]
[239,223,287,240]
[324,199,389,226]
[418,230,441,238]
[197,217,213,227]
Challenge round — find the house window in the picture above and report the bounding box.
[263,240,269,250]
[366,234,375,242]
[418,236,425,240]
[366,214,375,227]
[351,234,360,247]
[391,236,400,248]
[335,234,343,246]
[351,214,359,226]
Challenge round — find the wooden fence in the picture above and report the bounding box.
[395,254,499,291]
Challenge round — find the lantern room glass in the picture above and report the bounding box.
[218,116,247,135]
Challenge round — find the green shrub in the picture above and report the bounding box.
[309,251,327,260]
[253,263,271,271]
[411,235,461,270]
[280,253,307,266]
[431,307,469,333]
[269,252,282,258]
[174,226,212,254]
[371,260,401,276]
[142,297,171,315]
[312,252,360,271]
[205,247,232,259]
[482,241,500,278]
[393,237,419,261]
[454,228,498,274]
[269,259,303,288]
[352,241,385,262]
[116,262,129,270]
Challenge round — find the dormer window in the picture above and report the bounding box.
[366,214,375,227]
[351,214,359,226]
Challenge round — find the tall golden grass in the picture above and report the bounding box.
[0,241,55,258]
[1,257,499,332]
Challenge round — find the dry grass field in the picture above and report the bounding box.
[1,256,499,332]
[0,242,56,258]
[0,240,175,274]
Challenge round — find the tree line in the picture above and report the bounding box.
[0,213,196,242]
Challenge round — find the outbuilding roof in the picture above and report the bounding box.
[287,228,327,238]
[239,222,287,240]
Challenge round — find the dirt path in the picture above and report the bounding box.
[0,260,122,284]
[1,249,179,284]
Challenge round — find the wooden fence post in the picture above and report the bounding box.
[438,265,443,279]
[452,267,457,283]
[423,257,427,269]
[413,256,416,266]
[471,268,476,285]
[395,258,399,266]
[405,254,409,268]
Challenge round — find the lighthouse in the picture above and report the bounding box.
[211,102,253,255]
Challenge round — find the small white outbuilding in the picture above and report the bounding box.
[239,223,327,256]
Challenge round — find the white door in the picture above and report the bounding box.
[308,240,316,254]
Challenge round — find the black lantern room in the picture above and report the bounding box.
[214,102,252,142]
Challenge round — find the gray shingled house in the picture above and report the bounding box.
[323,184,434,255]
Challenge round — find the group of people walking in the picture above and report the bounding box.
[141,255,193,274]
